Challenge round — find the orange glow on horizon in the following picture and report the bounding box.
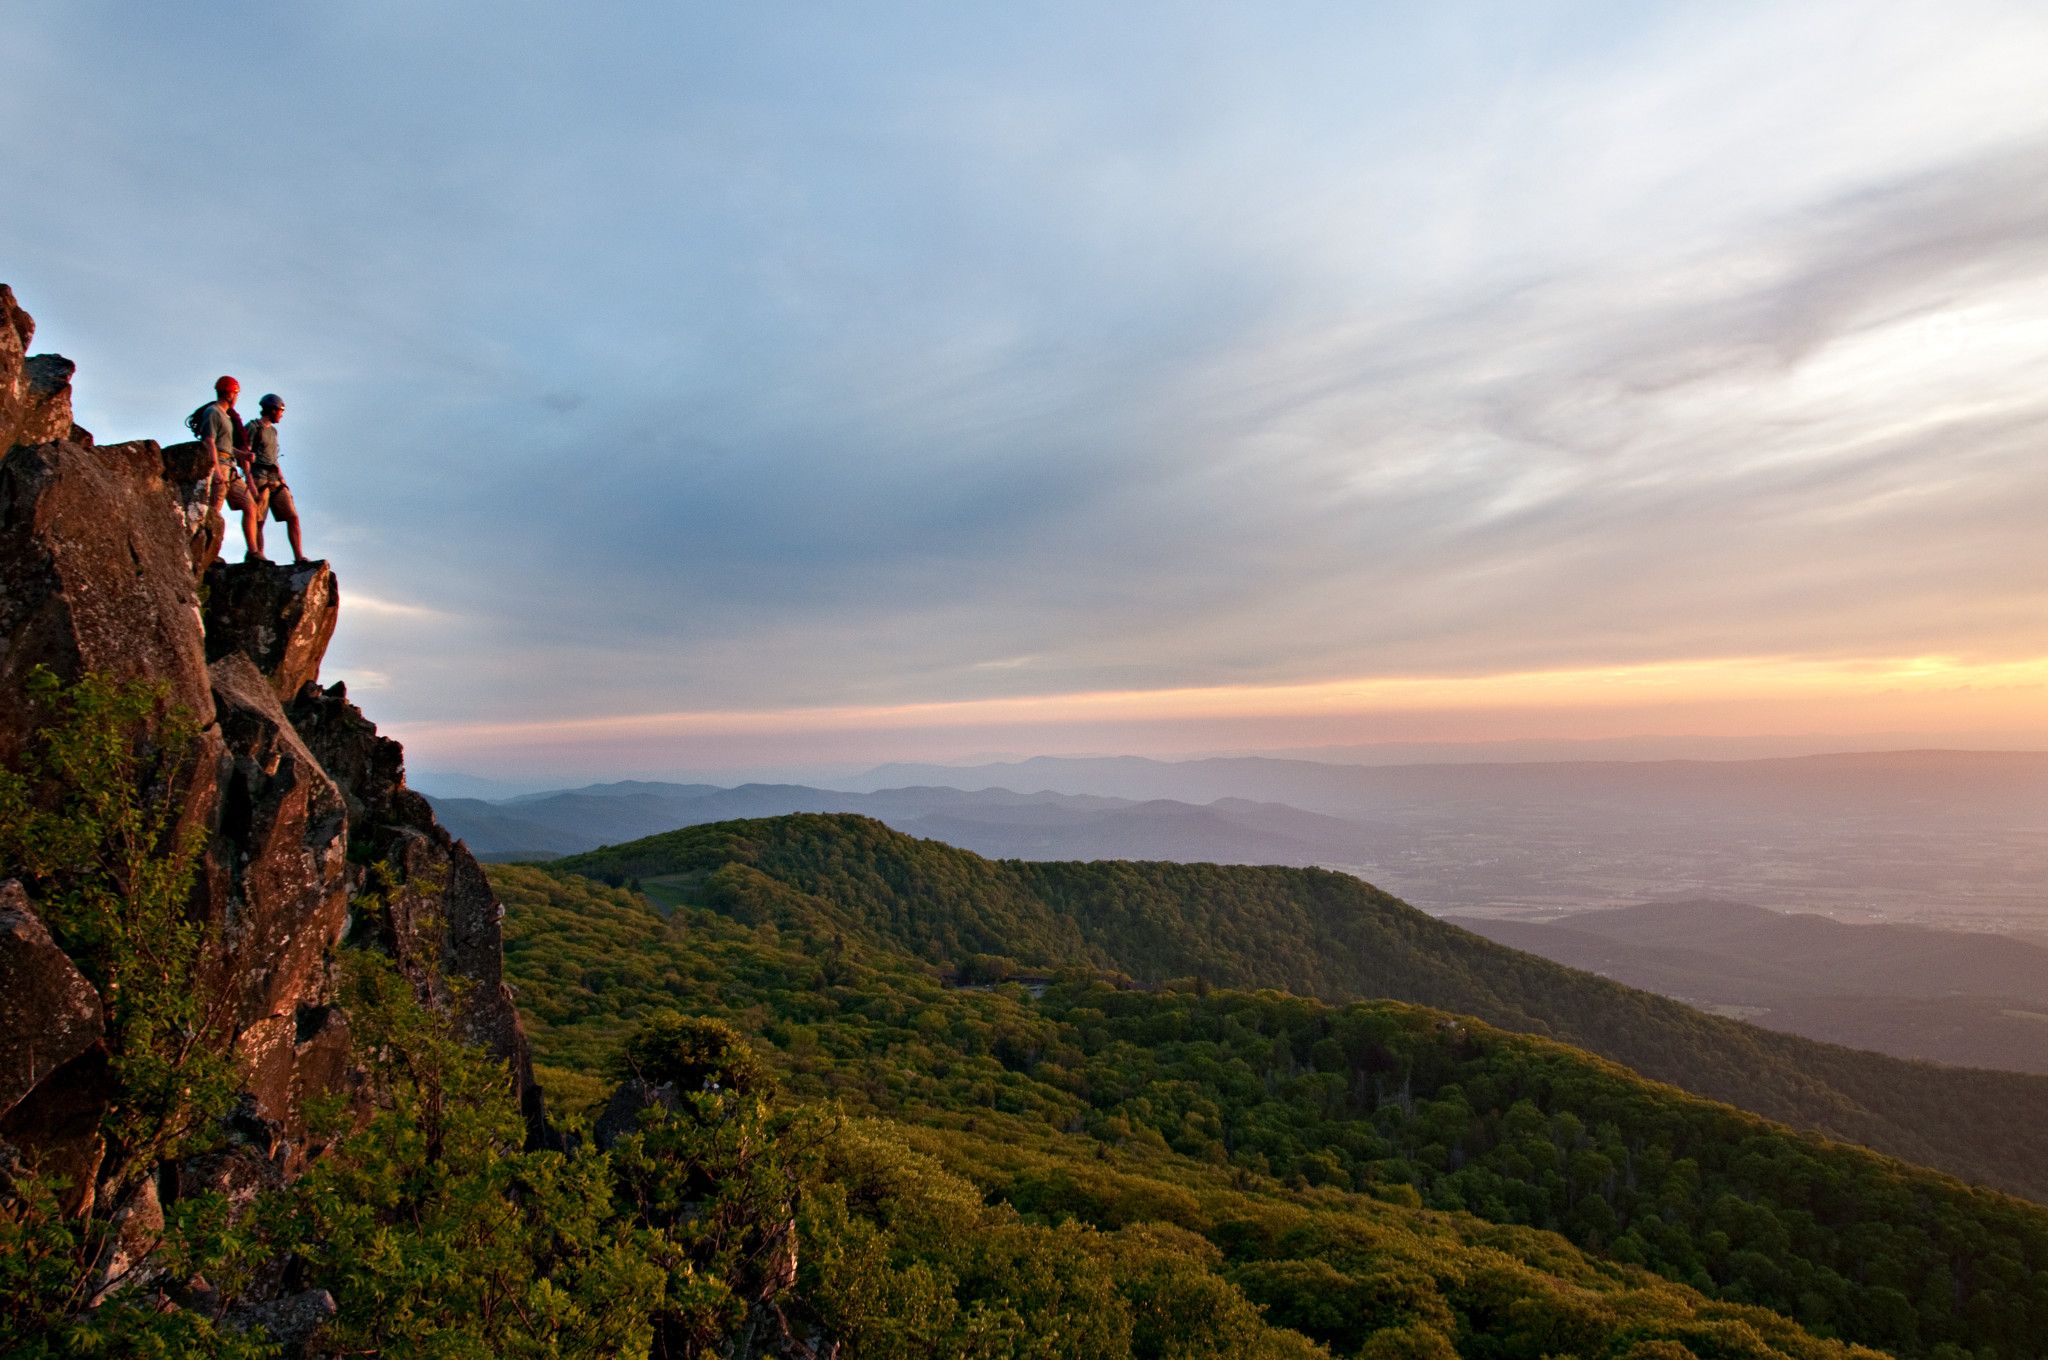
[404,652,2048,752]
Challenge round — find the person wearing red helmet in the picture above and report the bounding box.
[190,375,244,557]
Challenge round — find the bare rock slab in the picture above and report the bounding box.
[203,560,339,702]
[0,880,104,1121]
[200,655,351,1146]
[0,438,213,765]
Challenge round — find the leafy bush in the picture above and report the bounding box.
[616,1010,771,1098]
[0,668,237,1196]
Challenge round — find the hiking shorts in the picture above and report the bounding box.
[265,480,297,522]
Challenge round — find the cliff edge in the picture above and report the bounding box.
[0,284,542,1230]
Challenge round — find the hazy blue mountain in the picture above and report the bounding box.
[1450,900,2048,1073]
[845,751,2048,921]
[503,779,723,804]
[426,781,1372,865]
[850,750,2048,820]
[407,769,569,800]
[1550,899,2048,1000]
[902,801,1323,863]
[418,796,594,858]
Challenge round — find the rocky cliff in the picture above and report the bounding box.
[0,284,542,1230]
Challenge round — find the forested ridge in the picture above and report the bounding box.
[499,856,2048,1359]
[498,866,1913,1360]
[555,815,2048,1204]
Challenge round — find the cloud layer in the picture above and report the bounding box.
[8,1,2047,768]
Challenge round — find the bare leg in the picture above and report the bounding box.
[191,468,220,565]
[209,467,234,565]
[240,483,265,559]
[270,484,306,562]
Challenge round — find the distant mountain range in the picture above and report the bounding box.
[1450,900,2048,1074]
[430,750,2048,924]
[426,780,1370,865]
[847,749,2048,821]
[841,750,2048,920]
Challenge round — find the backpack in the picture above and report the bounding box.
[185,402,246,447]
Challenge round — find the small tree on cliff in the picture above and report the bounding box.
[0,667,236,1195]
[0,669,252,1354]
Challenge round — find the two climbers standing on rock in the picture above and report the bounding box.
[239,394,306,564]
[190,375,308,565]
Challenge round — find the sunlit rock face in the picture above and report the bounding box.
[198,652,353,1146]
[0,282,541,1223]
[0,438,216,766]
[204,560,340,704]
[0,285,78,452]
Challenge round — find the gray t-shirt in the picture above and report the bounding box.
[199,403,238,463]
[247,417,280,469]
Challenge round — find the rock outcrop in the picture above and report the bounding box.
[592,1075,681,1151]
[161,439,225,571]
[291,677,541,1129]
[0,283,542,1228]
[198,650,353,1159]
[0,882,103,1121]
[0,438,215,764]
[0,285,77,452]
[204,560,340,703]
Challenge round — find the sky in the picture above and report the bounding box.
[7,1,2048,780]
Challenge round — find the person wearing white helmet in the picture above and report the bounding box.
[239,393,306,563]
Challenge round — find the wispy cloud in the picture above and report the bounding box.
[345,594,451,622]
[331,668,392,691]
[9,1,2048,762]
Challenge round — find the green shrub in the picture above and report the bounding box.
[616,1009,770,1098]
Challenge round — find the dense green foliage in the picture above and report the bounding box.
[557,815,2048,1204]
[0,670,264,1356]
[0,676,2021,1358]
[278,949,682,1356]
[1057,991,2048,1357]
[507,861,2042,1358]
[0,668,238,1201]
[6,940,1357,1359]
[0,679,1344,1359]
[1,674,800,1356]
[0,1169,279,1358]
